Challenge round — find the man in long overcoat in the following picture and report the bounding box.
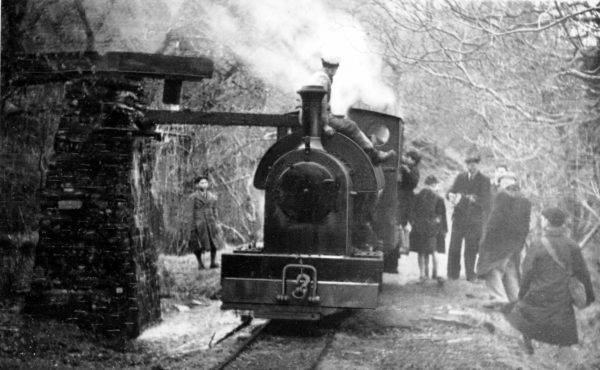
[506,207,595,354]
[189,176,221,269]
[446,155,491,281]
[477,173,531,302]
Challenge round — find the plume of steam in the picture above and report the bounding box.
[104,0,398,114]
[179,0,397,115]
[74,1,397,114]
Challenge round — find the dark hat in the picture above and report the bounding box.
[193,175,209,184]
[542,206,566,227]
[406,149,421,164]
[424,175,438,186]
[465,155,480,164]
[321,56,340,68]
[495,163,508,170]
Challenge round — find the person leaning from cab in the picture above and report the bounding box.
[310,55,395,164]
[446,153,491,281]
[506,207,595,354]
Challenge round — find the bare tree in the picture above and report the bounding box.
[73,0,96,51]
[355,0,600,244]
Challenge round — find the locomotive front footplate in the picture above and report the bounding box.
[220,252,383,320]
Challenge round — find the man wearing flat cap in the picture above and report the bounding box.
[446,154,491,281]
[477,172,531,303]
[311,56,396,164]
[189,175,221,269]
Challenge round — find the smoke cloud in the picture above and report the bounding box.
[98,0,397,115]
[176,0,397,115]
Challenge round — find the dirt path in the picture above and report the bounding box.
[314,255,598,370]
[1,253,598,369]
[215,254,599,370]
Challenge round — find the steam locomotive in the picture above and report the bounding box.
[221,85,404,320]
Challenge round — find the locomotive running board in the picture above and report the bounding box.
[221,253,383,283]
[221,278,379,308]
[220,302,343,321]
[221,253,383,320]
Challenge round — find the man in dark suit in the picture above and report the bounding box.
[446,155,491,281]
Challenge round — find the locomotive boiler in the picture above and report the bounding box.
[221,85,404,320]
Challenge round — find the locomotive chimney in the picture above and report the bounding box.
[298,85,327,138]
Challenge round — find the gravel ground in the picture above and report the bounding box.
[0,252,237,369]
[222,253,600,370]
[1,251,599,369]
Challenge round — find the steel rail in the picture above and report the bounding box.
[211,320,270,370]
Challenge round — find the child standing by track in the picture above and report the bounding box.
[409,175,448,282]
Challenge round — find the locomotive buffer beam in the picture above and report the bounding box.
[221,253,382,320]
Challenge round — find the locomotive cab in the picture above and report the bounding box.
[221,85,403,320]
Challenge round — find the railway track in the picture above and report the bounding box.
[212,319,270,370]
[212,313,349,370]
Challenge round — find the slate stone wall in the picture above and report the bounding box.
[28,77,160,338]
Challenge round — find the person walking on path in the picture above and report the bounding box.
[446,154,491,281]
[408,175,447,282]
[476,173,531,303]
[189,176,222,269]
[506,207,595,354]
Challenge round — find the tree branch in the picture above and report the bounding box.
[560,68,600,81]
[73,0,95,51]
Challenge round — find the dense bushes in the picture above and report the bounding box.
[150,124,275,254]
[0,85,63,233]
[0,64,293,259]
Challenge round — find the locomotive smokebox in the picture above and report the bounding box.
[298,85,327,138]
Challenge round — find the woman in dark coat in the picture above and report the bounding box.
[409,175,447,281]
[506,207,595,354]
